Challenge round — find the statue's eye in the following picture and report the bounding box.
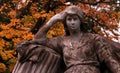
[73,18,77,20]
[73,16,79,20]
[67,17,72,21]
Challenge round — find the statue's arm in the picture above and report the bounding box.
[29,11,66,53]
[30,37,63,54]
[34,11,67,39]
[95,35,120,73]
[16,11,66,62]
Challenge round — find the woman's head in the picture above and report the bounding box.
[65,14,81,32]
[63,5,87,35]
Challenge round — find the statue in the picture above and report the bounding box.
[12,5,120,73]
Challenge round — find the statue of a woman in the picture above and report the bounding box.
[13,5,120,73]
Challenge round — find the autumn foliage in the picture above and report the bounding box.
[0,0,119,72]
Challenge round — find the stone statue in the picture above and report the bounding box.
[12,5,120,73]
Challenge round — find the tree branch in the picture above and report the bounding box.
[78,0,115,5]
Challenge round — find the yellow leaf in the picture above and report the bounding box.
[0,46,3,50]
[0,63,6,73]
[7,53,14,59]
[0,51,8,61]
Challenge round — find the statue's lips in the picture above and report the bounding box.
[70,26,76,29]
[70,25,76,27]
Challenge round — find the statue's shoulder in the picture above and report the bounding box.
[82,32,99,40]
[56,36,67,41]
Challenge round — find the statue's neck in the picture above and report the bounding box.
[69,30,82,38]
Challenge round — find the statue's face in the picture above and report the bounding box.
[66,14,81,31]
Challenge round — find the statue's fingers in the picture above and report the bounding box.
[28,46,45,62]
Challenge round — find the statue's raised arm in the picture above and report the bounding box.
[12,6,67,73]
[34,10,67,39]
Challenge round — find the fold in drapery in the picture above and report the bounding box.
[12,45,61,73]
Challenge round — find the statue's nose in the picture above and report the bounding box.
[71,19,75,25]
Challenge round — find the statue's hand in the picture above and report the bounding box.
[16,40,43,62]
[16,40,31,57]
[50,11,67,22]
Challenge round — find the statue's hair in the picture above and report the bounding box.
[63,5,88,36]
[64,5,84,23]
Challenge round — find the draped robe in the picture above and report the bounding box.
[12,33,120,73]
